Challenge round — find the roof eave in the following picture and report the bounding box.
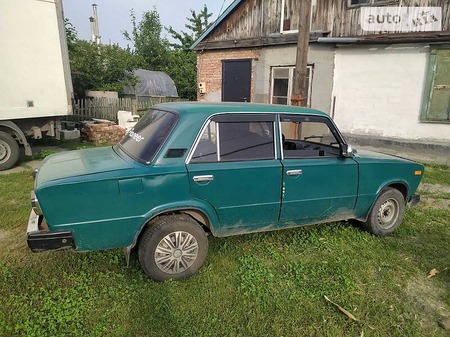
[190,0,244,50]
[317,31,450,45]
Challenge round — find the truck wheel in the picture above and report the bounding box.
[138,215,208,281]
[0,131,20,171]
[362,188,405,236]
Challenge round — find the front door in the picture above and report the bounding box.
[186,114,281,235]
[222,59,252,102]
[279,114,358,224]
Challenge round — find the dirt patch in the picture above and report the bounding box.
[0,230,7,241]
[418,183,450,211]
[407,276,450,330]
[419,183,450,194]
[8,199,20,206]
[421,196,450,211]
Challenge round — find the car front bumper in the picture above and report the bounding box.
[27,210,75,252]
[408,194,420,207]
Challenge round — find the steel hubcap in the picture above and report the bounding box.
[377,198,399,229]
[154,231,199,274]
[0,141,10,164]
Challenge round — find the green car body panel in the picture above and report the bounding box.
[29,102,424,252]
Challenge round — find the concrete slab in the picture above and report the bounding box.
[344,134,450,166]
[0,166,27,176]
[0,146,66,176]
[355,145,450,166]
[0,160,42,176]
[23,160,42,170]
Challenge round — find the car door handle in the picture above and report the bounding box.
[193,175,214,182]
[286,170,303,176]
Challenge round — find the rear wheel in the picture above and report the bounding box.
[361,188,405,236]
[138,214,208,281]
[0,131,19,171]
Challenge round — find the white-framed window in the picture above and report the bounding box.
[270,66,313,107]
[280,0,299,33]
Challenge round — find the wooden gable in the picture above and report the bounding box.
[194,0,450,50]
[312,0,450,37]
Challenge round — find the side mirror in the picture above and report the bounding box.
[342,144,357,158]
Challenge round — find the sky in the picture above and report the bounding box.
[62,0,234,47]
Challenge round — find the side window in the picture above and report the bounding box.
[219,121,274,161]
[281,116,341,159]
[190,120,275,163]
[191,121,218,163]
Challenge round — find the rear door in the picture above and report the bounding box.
[186,114,282,234]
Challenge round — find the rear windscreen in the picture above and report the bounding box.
[119,109,178,163]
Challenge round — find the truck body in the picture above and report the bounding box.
[0,0,73,170]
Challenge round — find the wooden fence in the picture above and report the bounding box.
[72,97,184,122]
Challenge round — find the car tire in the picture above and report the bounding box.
[361,187,405,236]
[138,214,208,281]
[0,131,20,171]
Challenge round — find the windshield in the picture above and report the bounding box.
[119,109,178,163]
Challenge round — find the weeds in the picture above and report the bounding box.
[0,164,448,336]
[422,163,450,185]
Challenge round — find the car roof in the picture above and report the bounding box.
[153,102,329,118]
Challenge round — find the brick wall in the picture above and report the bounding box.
[196,48,261,102]
[82,123,126,145]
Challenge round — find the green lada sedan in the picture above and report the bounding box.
[27,102,423,281]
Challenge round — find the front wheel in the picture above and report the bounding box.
[361,188,405,236]
[138,215,208,281]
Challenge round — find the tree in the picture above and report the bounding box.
[123,6,212,100]
[123,8,170,71]
[167,5,213,50]
[64,18,77,49]
[65,19,144,98]
[165,5,213,100]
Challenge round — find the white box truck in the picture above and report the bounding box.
[0,0,73,170]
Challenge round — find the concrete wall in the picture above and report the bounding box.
[332,44,450,143]
[196,44,335,115]
[254,44,335,114]
[85,91,118,99]
[195,42,449,145]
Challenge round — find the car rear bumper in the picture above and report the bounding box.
[27,210,75,252]
[408,194,420,207]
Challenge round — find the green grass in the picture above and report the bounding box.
[422,163,450,186]
[0,165,448,337]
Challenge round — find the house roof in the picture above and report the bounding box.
[191,0,243,50]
